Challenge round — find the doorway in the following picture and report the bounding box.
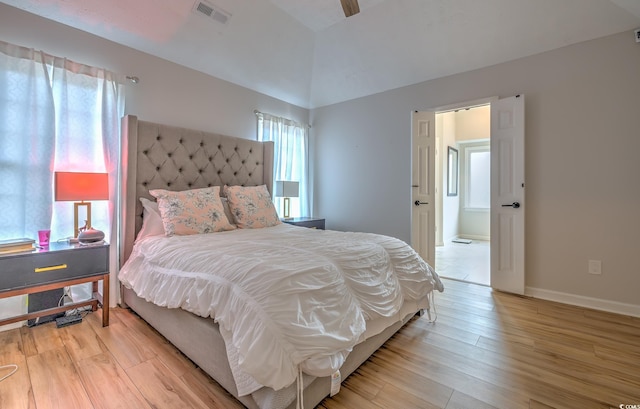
[412,95,525,294]
[435,105,490,286]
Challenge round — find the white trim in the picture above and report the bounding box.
[0,322,24,332]
[430,96,498,114]
[525,286,640,318]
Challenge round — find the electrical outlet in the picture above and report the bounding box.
[636,28,640,43]
[588,260,602,275]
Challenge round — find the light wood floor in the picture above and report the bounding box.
[1,278,639,409]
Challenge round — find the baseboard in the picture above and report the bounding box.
[0,321,24,332]
[525,286,640,318]
[457,234,490,241]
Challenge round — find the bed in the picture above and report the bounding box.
[118,115,443,409]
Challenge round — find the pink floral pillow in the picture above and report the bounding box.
[224,185,281,229]
[149,186,236,236]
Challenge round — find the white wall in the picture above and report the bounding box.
[456,105,490,142]
[312,30,640,312]
[456,106,490,240]
[437,107,491,242]
[0,4,309,312]
[440,112,459,242]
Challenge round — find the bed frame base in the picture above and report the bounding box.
[122,286,420,409]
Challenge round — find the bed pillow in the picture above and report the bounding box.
[221,197,235,226]
[224,185,282,229]
[149,186,236,235]
[136,197,165,240]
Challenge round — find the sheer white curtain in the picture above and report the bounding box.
[0,42,56,238]
[47,55,124,244]
[256,111,309,218]
[0,40,124,324]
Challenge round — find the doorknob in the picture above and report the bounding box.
[501,202,520,208]
[414,200,428,206]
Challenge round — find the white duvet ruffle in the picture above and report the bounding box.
[119,223,440,395]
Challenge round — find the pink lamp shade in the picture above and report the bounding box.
[54,172,109,201]
[54,172,109,238]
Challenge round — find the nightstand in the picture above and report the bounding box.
[0,241,110,328]
[282,217,325,230]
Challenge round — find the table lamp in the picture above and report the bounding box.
[54,172,109,238]
[274,180,299,220]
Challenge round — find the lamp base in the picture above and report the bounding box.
[283,197,291,219]
[78,228,105,244]
[73,201,92,238]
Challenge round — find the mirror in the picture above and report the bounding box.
[447,146,458,196]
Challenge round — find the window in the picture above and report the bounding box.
[0,41,124,322]
[464,145,490,209]
[256,111,309,218]
[0,56,55,236]
[0,43,124,240]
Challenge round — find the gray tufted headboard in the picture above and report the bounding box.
[119,115,274,265]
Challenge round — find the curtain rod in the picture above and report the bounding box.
[254,109,311,128]
[1,39,140,85]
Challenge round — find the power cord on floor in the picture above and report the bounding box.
[0,364,18,382]
[428,291,438,323]
[59,286,92,317]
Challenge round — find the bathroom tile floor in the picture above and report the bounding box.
[435,239,490,286]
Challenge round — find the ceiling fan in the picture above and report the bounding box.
[340,0,360,17]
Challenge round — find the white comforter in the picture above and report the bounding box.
[119,223,441,395]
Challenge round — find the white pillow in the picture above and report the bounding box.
[136,197,165,240]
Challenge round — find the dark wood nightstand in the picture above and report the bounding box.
[0,241,110,328]
[282,217,325,230]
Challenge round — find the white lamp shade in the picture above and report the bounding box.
[274,181,299,198]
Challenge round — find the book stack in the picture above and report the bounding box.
[0,238,36,255]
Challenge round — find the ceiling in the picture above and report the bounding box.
[2,0,639,108]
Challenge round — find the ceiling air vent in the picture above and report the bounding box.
[193,1,231,25]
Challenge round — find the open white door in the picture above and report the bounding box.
[490,95,525,294]
[411,111,436,267]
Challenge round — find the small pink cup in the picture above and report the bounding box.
[38,230,51,247]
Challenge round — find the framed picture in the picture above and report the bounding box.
[447,146,458,196]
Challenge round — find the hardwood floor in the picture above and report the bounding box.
[1,278,639,408]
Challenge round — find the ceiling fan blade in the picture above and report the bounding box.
[340,0,360,17]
